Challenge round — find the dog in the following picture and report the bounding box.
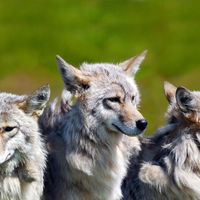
[122,81,200,200]
[39,51,148,200]
[0,84,50,200]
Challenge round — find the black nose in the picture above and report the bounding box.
[136,119,148,131]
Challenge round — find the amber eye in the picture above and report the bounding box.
[4,127,15,132]
[108,97,120,103]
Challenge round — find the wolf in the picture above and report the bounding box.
[39,50,148,200]
[122,81,200,200]
[0,84,50,200]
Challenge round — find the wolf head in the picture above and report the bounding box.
[164,81,200,125]
[0,84,50,172]
[56,51,147,137]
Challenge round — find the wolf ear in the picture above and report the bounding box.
[56,55,94,93]
[18,84,50,118]
[119,50,147,76]
[164,81,177,103]
[176,86,200,118]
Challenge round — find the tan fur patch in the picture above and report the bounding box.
[121,104,144,124]
[0,136,5,156]
[164,81,177,103]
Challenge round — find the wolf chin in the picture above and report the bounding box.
[122,81,200,200]
[0,84,50,200]
[40,51,148,200]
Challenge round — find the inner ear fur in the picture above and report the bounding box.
[176,86,200,121]
[56,55,94,93]
[164,81,177,103]
[18,84,50,118]
[119,50,147,76]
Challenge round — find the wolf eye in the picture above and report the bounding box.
[132,96,135,101]
[108,97,121,103]
[4,127,15,132]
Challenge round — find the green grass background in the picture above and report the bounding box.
[0,0,200,135]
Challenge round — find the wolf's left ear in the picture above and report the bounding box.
[18,84,50,118]
[176,86,200,117]
[119,50,147,76]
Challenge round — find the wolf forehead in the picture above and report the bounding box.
[81,62,129,79]
[0,93,25,111]
[81,63,138,90]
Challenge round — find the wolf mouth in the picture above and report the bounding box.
[112,123,126,134]
[0,152,13,165]
[112,123,141,136]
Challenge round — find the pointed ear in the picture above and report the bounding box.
[119,50,147,76]
[164,81,177,103]
[56,55,94,93]
[18,84,50,118]
[176,86,200,117]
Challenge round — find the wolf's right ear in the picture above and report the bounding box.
[119,50,147,76]
[176,86,199,115]
[56,55,94,93]
[18,84,50,118]
[164,81,177,103]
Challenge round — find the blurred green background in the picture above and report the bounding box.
[0,0,200,135]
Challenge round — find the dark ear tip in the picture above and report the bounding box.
[177,86,186,91]
[36,84,51,101]
[176,86,188,97]
[40,84,50,93]
[176,86,196,108]
[44,84,50,90]
[42,83,50,89]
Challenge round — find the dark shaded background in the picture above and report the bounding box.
[0,0,200,134]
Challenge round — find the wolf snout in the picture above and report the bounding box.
[136,119,148,131]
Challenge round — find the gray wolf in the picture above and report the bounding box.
[122,81,200,200]
[40,51,148,200]
[0,84,50,200]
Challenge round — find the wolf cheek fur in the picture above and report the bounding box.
[122,82,200,200]
[40,51,148,200]
[0,84,50,200]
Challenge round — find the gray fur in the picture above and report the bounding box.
[40,51,147,200]
[122,81,200,200]
[0,84,50,200]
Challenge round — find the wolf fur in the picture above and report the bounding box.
[40,51,148,200]
[122,81,200,200]
[0,84,50,200]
